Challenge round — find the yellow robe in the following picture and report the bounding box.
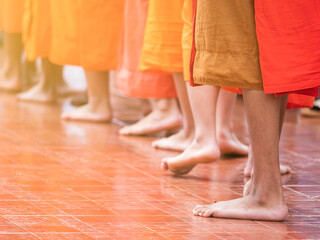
[23,0,51,61]
[140,0,184,73]
[49,0,125,71]
[0,0,25,33]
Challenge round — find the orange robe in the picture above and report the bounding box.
[49,0,125,71]
[23,0,51,61]
[116,0,176,99]
[255,1,319,108]
[190,0,315,108]
[0,0,24,33]
[140,0,184,73]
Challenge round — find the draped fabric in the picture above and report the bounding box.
[191,0,318,109]
[23,0,51,61]
[0,0,24,33]
[49,0,125,71]
[116,0,177,99]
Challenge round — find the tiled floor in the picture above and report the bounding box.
[0,74,319,239]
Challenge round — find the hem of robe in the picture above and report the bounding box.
[117,87,177,99]
[140,61,183,74]
[49,58,116,72]
[264,80,320,96]
[193,76,264,91]
[49,57,77,68]
[116,69,177,99]
[26,53,48,62]
[192,49,264,90]
[49,1,124,72]
[82,65,117,72]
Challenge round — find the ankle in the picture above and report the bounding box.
[250,183,284,206]
[180,124,195,137]
[193,134,218,148]
[155,98,179,112]
[88,98,111,112]
[217,127,232,140]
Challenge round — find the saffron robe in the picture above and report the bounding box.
[116,0,177,99]
[191,0,318,108]
[140,0,184,73]
[23,0,51,61]
[0,0,24,33]
[49,0,125,71]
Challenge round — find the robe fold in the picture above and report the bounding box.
[50,0,125,71]
[116,0,177,99]
[0,0,24,33]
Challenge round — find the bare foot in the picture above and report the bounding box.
[152,129,194,151]
[119,110,182,136]
[193,195,288,221]
[244,147,292,177]
[218,131,248,156]
[18,83,55,103]
[161,139,220,175]
[0,75,22,92]
[61,104,112,123]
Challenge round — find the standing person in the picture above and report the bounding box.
[0,0,25,91]
[192,0,319,221]
[18,0,69,103]
[154,0,248,175]
[116,0,181,136]
[49,0,125,122]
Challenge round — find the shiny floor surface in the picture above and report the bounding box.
[0,90,319,240]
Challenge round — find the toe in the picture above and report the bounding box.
[198,208,208,217]
[151,140,160,148]
[203,208,215,218]
[119,127,130,135]
[284,166,292,174]
[193,206,203,216]
[161,159,169,171]
[286,166,292,174]
[193,205,202,211]
[61,112,69,119]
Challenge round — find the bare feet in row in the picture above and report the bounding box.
[18,82,78,104]
[18,83,55,103]
[152,129,194,151]
[61,104,112,123]
[119,98,182,136]
[161,138,220,175]
[193,194,288,221]
[0,32,23,92]
[0,70,22,92]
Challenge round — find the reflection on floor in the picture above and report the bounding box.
[0,86,319,239]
